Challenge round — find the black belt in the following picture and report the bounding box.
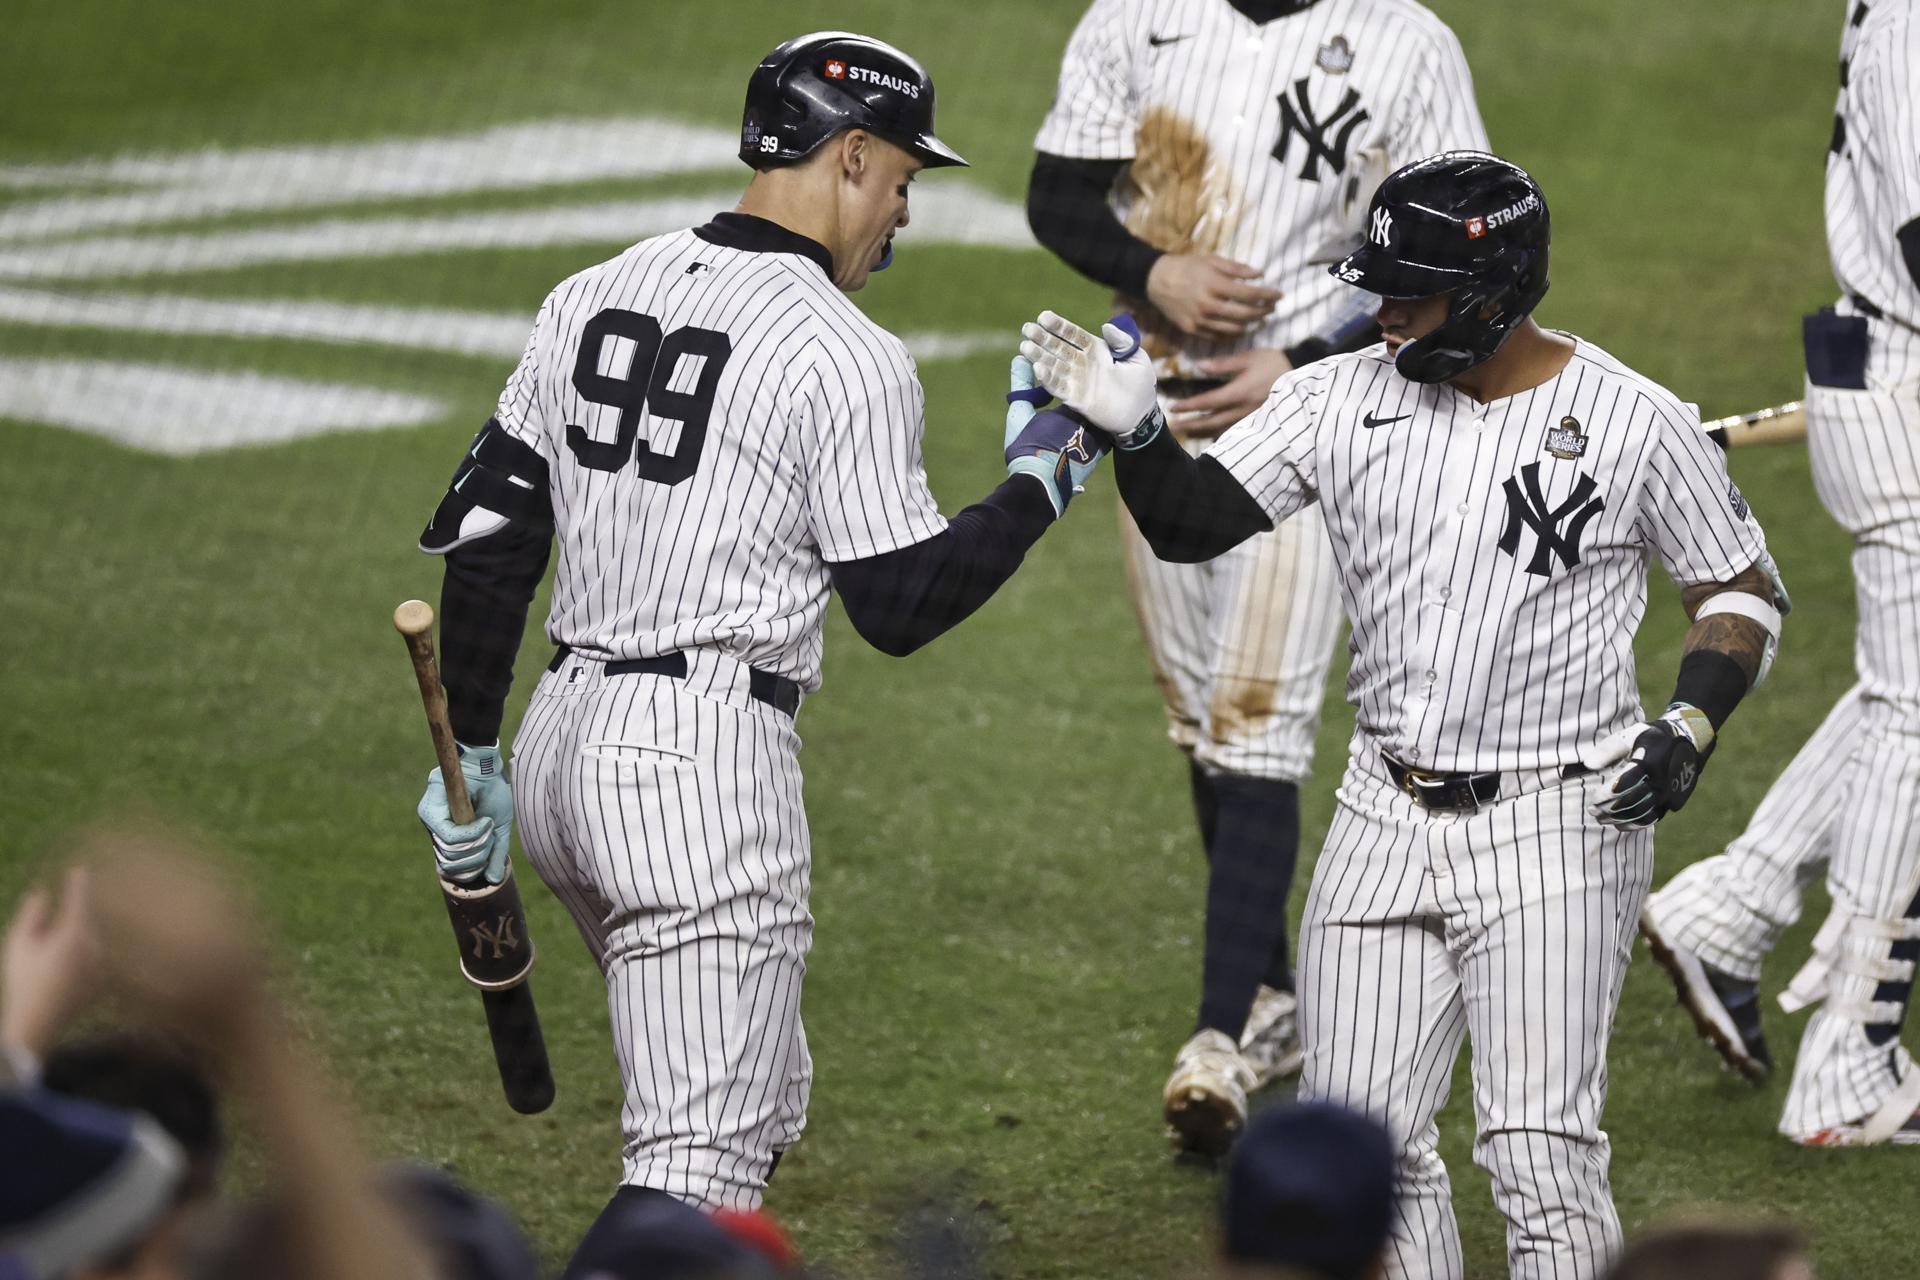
[547,646,801,717]
[1849,292,1920,335]
[1156,376,1228,400]
[1382,752,1587,814]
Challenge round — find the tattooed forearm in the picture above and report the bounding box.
[1681,563,1774,689]
[1685,612,1770,687]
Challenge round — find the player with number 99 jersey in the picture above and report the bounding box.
[412,30,1104,1231]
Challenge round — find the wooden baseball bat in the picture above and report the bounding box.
[394,599,555,1116]
[1704,400,1806,451]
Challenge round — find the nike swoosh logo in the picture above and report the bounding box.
[1363,411,1412,429]
[1148,33,1192,46]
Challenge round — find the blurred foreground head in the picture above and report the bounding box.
[44,1037,222,1202]
[0,1088,186,1280]
[1607,1223,1812,1280]
[1222,1102,1397,1280]
[564,1186,797,1279]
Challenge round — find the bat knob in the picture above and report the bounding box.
[394,599,435,637]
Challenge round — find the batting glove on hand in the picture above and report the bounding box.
[1019,312,1164,448]
[1004,355,1108,516]
[417,741,514,886]
[1580,703,1716,829]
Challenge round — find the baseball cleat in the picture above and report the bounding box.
[1639,907,1773,1083]
[1239,985,1303,1089]
[1163,1029,1255,1157]
[1791,1112,1920,1147]
[1790,1071,1920,1147]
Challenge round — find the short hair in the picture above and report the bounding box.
[43,1034,223,1199]
[1609,1223,1809,1280]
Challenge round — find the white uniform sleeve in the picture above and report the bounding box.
[1852,17,1920,231]
[1386,20,1490,166]
[1206,369,1323,526]
[493,290,559,460]
[798,334,949,563]
[1034,0,1139,160]
[1635,401,1767,587]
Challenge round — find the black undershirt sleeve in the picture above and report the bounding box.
[1112,427,1273,563]
[1900,216,1920,291]
[1026,152,1162,299]
[439,523,552,745]
[830,477,1057,657]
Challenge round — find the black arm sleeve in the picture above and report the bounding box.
[829,477,1057,657]
[1112,427,1273,563]
[1026,152,1163,299]
[1900,216,1920,291]
[439,523,552,745]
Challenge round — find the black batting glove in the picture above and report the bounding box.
[1582,703,1716,829]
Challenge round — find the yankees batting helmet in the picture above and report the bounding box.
[740,31,968,172]
[1331,151,1550,383]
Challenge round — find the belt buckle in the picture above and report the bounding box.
[1401,765,1477,813]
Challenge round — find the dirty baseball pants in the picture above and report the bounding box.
[513,649,811,1209]
[1299,736,1652,1280]
[1643,311,1920,1140]
[1120,427,1344,1033]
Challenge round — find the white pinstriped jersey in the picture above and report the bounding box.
[1209,340,1770,772]
[491,218,946,691]
[1827,0,1920,330]
[1035,0,1487,362]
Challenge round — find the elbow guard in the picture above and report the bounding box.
[420,418,553,554]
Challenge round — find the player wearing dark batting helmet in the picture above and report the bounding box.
[413,28,1109,1257]
[1022,151,1788,1276]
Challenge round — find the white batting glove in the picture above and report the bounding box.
[1018,311,1163,447]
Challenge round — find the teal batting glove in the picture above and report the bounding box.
[1004,355,1109,516]
[416,741,514,885]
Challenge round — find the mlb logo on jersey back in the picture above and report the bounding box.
[1464,215,1486,239]
[824,59,847,79]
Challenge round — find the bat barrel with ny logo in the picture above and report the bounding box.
[394,599,556,1115]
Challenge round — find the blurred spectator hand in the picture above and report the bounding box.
[2,867,100,1060]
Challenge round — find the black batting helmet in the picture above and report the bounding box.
[1331,151,1550,383]
[740,31,968,172]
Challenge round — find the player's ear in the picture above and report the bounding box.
[840,129,870,182]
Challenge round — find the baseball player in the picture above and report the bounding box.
[1022,153,1786,1278]
[1025,0,1489,1151]
[407,29,1109,1240]
[1639,0,1920,1147]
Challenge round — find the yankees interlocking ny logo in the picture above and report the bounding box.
[1370,207,1393,246]
[1272,78,1370,181]
[1496,462,1605,577]
[469,914,521,961]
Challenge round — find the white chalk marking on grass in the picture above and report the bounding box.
[0,117,741,242]
[0,357,447,454]
[0,182,1033,281]
[0,288,534,358]
[0,289,1013,365]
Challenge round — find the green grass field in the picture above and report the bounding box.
[1,1,1908,1276]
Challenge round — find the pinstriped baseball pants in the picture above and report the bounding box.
[1644,328,1920,1138]
[1117,432,1343,781]
[512,651,811,1209]
[1298,736,1651,1280]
